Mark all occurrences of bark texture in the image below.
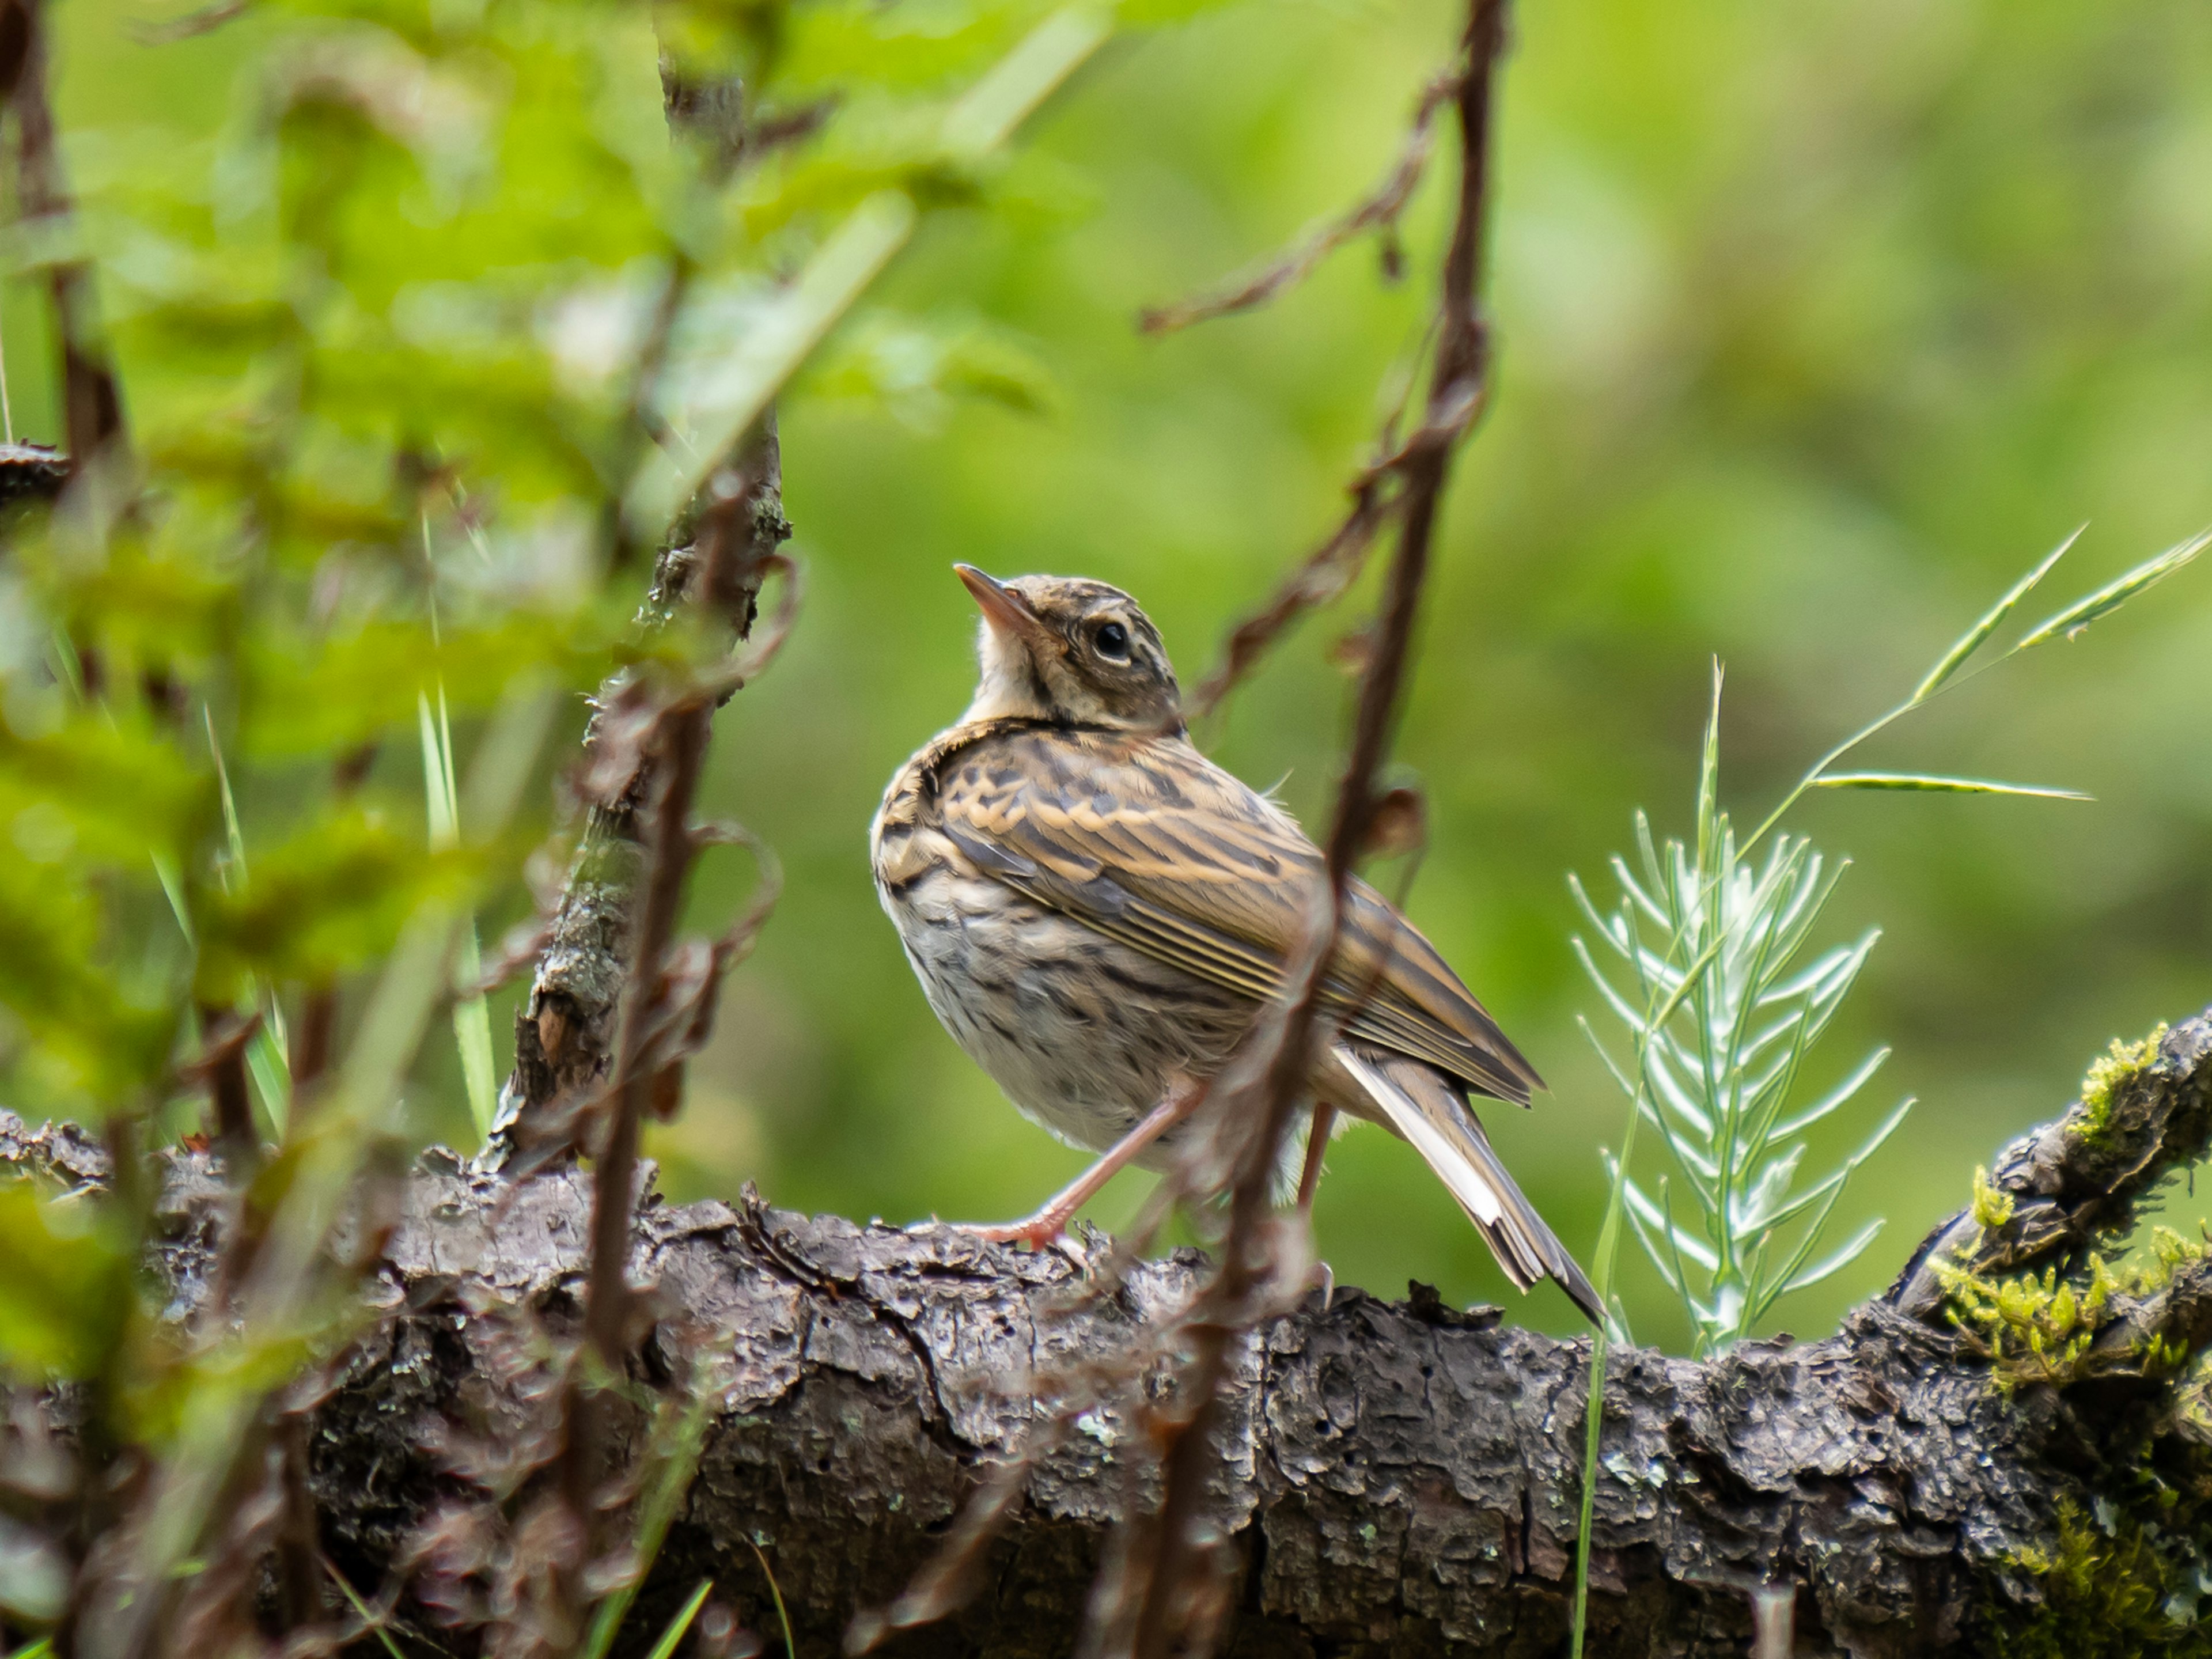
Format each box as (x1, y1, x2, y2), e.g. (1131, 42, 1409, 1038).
(486, 424, 789, 1166)
(6, 1009, 2211, 1658)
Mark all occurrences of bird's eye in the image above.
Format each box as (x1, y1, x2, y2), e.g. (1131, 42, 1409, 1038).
(1093, 621, 1130, 659)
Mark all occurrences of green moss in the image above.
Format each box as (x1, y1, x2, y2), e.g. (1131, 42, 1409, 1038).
(2080, 1023, 2171, 1143)
(1975, 1165, 2018, 1230)
(1936, 1231, 2205, 1391)
(1937, 1255, 2118, 1389)
(1987, 1499, 2207, 1659)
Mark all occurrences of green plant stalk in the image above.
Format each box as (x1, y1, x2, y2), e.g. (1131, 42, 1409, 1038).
(324, 1560, 408, 1659)
(1737, 525, 2203, 865)
(1574, 666, 1729, 1656)
(1569, 938, 1721, 1657)
(1569, 525, 2207, 1650)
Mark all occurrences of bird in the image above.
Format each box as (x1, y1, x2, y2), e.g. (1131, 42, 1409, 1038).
(870, 565, 1601, 1323)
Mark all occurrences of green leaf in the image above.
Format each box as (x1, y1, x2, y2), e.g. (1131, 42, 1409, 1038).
(632, 190, 920, 533)
(802, 307, 1058, 424)
(1910, 524, 2082, 703)
(1812, 772, 2090, 800)
(0, 1182, 135, 1381)
(193, 810, 478, 1003)
(634, 4, 1111, 533)
(2009, 525, 2211, 653)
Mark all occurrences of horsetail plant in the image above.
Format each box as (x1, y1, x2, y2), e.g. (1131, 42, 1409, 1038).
(1566, 518, 2211, 1658)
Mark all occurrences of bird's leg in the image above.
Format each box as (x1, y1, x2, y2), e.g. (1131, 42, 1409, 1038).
(952, 1083, 1201, 1250)
(1295, 1103, 1336, 1213)
(1297, 1102, 1338, 1309)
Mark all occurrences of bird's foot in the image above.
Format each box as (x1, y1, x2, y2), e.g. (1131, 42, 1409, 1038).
(944, 1215, 1102, 1277)
(1310, 1259, 1335, 1312)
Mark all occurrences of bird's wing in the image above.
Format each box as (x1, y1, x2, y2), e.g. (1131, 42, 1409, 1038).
(929, 724, 1541, 1104)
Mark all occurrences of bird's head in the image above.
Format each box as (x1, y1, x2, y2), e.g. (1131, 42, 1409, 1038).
(954, 566, 1183, 732)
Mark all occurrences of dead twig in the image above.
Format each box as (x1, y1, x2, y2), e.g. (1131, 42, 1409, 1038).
(855, 6, 1513, 1656)
(1115, 7, 1510, 1652)
(133, 0, 255, 43)
(1138, 70, 1461, 336)
(550, 470, 789, 1638)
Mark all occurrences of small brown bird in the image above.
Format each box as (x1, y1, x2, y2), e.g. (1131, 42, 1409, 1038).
(872, 567, 1600, 1322)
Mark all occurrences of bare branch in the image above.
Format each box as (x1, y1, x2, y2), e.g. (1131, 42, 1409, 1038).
(1138, 71, 1460, 336)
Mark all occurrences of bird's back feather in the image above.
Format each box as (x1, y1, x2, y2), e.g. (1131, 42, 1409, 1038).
(905, 719, 1543, 1105)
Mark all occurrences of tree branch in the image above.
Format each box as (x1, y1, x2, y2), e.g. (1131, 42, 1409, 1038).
(484, 425, 789, 1169)
(1889, 1016, 2212, 1320)
(11, 1004, 2210, 1656)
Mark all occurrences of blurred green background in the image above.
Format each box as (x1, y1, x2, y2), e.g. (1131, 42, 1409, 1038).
(35, 0, 2212, 1351)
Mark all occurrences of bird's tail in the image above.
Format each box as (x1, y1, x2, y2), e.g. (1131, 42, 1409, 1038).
(1333, 1044, 1603, 1324)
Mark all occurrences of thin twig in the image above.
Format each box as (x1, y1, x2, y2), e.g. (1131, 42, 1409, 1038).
(1138, 71, 1460, 336)
(1120, 5, 1510, 1653)
(133, 0, 255, 43)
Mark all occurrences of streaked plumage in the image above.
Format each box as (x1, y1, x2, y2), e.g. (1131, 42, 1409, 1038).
(871, 568, 1599, 1321)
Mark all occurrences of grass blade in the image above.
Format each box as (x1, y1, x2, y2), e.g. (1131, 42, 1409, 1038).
(418, 688, 498, 1138)
(580, 1376, 718, 1659)
(1910, 525, 2081, 703)
(747, 1537, 796, 1659)
(244, 1022, 291, 1138)
(1812, 772, 2090, 800)
(2009, 524, 2211, 652)
(646, 1580, 714, 1659)
(324, 1559, 409, 1659)
(206, 704, 248, 887)
(153, 851, 194, 946)
(204, 708, 293, 1134)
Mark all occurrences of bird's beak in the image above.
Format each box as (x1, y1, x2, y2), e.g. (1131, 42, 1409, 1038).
(955, 565, 1051, 648)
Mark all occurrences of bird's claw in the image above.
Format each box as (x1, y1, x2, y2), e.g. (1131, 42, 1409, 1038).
(942, 1217, 1100, 1278)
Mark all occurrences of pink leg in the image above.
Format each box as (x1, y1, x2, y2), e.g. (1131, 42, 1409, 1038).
(1296, 1103, 1338, 1213)
(956, 1085, 1202, 1249)
(1297, 1103, 1338, 1309)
